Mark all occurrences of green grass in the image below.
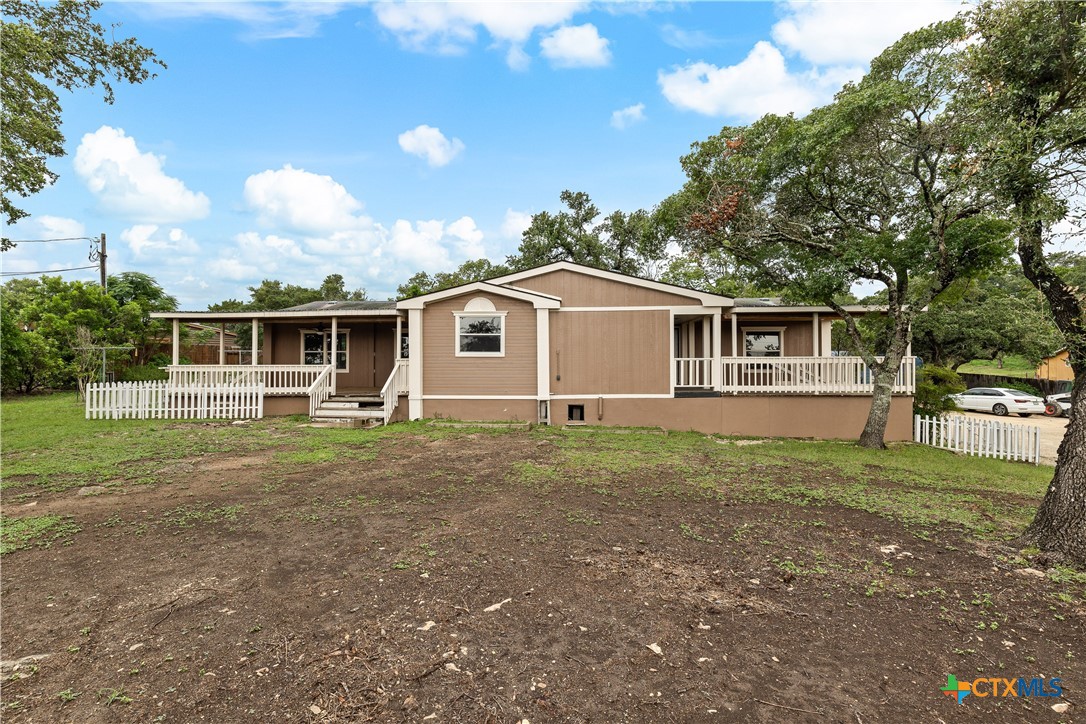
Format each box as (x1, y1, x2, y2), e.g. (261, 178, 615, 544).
(956, 355, 1036, 379)
(0, 515, 81, 554)
(0, 392, 1055, 550)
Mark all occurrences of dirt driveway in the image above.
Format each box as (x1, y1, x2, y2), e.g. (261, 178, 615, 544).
(958, 411, 1069, 465)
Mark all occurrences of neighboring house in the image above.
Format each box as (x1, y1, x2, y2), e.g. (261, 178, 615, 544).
(1036, 348, 1074, 382)
(151, 262, 917, 440)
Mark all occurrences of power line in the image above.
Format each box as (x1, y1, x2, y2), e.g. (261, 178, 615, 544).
(1, 236, 95, 245)
(1, 264, 99, 277)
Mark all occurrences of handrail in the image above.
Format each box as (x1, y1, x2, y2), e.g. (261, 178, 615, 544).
(167, 364, 324, 395)
(675, 357, 714, 387)
(380, 360, 410, 424)
(718, 356, 916, 395)
(307, 364, 335, 417)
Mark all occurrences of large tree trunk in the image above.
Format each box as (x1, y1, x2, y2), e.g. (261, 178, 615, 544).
(1022, 380, 1086, 562)
(1016, 217, 1086, 563)
(858, 362, 902, 449)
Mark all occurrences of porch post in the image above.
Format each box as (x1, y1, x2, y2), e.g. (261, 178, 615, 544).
(712, 311, 722, 392)
(731, 312, 739, 356)
(171, 319, 180, 365)
(821, 319, 832, 356)
(812, 313, 819, 356)
(408, 309, 423, 419)
(536, 308, 550, 421)
(701, 316, 711, 388)
(395, 314, 403, 360)
(330, 315, 338, 394)
(251, 318, 258, 365)
(219, 323, 226, 365)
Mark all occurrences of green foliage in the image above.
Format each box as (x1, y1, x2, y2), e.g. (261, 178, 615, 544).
(0, 514, 81, 554)
(913, 366, 966, 418)
(118, 364, 168, 382)
(507, 190, 665, 277)
(0, 0, 164, 239)
(912, 262, 1063, 369)
(397, 258, 510, 299)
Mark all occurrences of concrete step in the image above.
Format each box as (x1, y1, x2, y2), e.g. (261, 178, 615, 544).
(312, 407, 385, 420)
(328, 394, 382, 404)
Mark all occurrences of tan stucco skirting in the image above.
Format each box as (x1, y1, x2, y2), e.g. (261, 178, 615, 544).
(262, 396, 310, 416)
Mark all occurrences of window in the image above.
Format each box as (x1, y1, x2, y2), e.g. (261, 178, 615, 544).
(455, 314, 505, 356)
(744, 329, 783, 357)
(568, 404, 585, 422)
(300, 330, 348, 370)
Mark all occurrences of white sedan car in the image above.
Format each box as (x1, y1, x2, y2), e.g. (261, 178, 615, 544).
(952, 387, 1046, 417)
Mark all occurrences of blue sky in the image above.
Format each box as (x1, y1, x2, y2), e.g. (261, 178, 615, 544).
(2, 0, 964, 309)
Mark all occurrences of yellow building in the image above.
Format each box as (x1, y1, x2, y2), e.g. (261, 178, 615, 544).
(1036, 348, 1074, 381)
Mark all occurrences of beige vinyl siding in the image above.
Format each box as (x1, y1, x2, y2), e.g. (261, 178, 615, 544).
(550, 310, 670, 395)
(422, 293, 537, 396)
(723, 318, 817, 357)
(511, 269, 701, 307)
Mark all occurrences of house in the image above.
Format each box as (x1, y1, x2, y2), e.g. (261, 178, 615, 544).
(1036, 348, 1074, 382)
(151, 262, 916, 440)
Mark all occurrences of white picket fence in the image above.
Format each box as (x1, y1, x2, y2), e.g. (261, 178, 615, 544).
(85, 381, 264, 420)
(914, 414, 1040, 464)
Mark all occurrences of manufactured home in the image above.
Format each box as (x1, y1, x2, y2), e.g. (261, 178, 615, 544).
(151, 262, 916, 440)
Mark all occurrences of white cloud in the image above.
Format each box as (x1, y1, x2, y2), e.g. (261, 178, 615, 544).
(658, 41, 861, 120)
(35, 216, 86, 240)
(129, 2, 342, 40)
(74, 126, 210, 223)
(398, 125, 465, 167)
(446, 216, 485, 258)
(540, 24, 612, 68)
(373, 1, 584, 67)
(120, 224, 199, 258)
(501, 209, 533, 239)
(611, 103, 646, 130)
(660, 24, 721, 51)
(772, 0, 961, 66)
(244, 164, 367, 235)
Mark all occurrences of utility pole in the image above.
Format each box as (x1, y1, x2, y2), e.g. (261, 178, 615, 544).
(99, 233, 107, 290)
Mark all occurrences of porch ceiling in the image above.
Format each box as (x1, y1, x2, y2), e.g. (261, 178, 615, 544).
(151, 310, 403, 322)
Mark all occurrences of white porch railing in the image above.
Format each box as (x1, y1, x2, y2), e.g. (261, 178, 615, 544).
(380, 360, 410, 424)
(675, 358, 714, 388)
(167, 364, 325, 395)
(915, 414, 1039, 464)
(307, 364, 335, 418)
(719, 356, 916, 395)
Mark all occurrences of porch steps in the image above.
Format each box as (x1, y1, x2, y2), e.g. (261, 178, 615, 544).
(311, 393, 387, 424)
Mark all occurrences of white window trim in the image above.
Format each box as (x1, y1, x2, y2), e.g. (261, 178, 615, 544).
(299, 328, 350, 372)
(741, 326, 785, 357)
(454, 311, 507, 357)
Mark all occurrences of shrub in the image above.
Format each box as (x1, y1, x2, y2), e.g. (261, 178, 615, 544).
(914, 365, 966, 418)
(119, 364, 168, 382)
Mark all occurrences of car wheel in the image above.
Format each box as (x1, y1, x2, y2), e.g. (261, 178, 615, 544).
(1018, 413, 1032, 418)
(993, 403, 1009, 416)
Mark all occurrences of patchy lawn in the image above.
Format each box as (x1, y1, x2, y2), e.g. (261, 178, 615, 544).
(1, 393, 1082, 722)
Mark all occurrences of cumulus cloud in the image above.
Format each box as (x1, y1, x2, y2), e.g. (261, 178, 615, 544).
(540, 23, 612, 68)
(658, 41, 861, 120)
(74, 126, 210, 223)
(771, 0, 961, 66)
(244, 164, 367, 235)
(373, 1, 584, 67)
(120, 225, 199, 257)
(501, 209, 533, 239)
(35, 216, 86, 240)
(398, 125, 465, 167)
(611, 103, 646, 130)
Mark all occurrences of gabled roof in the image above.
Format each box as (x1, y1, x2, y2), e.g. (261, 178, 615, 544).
(484, 261, 735, 307)
(396, 281, 562, 310)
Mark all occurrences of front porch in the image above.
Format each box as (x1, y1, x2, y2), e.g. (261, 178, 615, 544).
(675, 355, 917, 395)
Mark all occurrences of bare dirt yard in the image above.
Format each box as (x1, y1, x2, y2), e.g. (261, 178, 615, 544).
(1, 395, 1083, 722)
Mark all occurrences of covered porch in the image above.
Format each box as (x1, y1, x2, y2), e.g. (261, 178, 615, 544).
(151, 303, 411, 422)
(673, 305, 916, 395)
